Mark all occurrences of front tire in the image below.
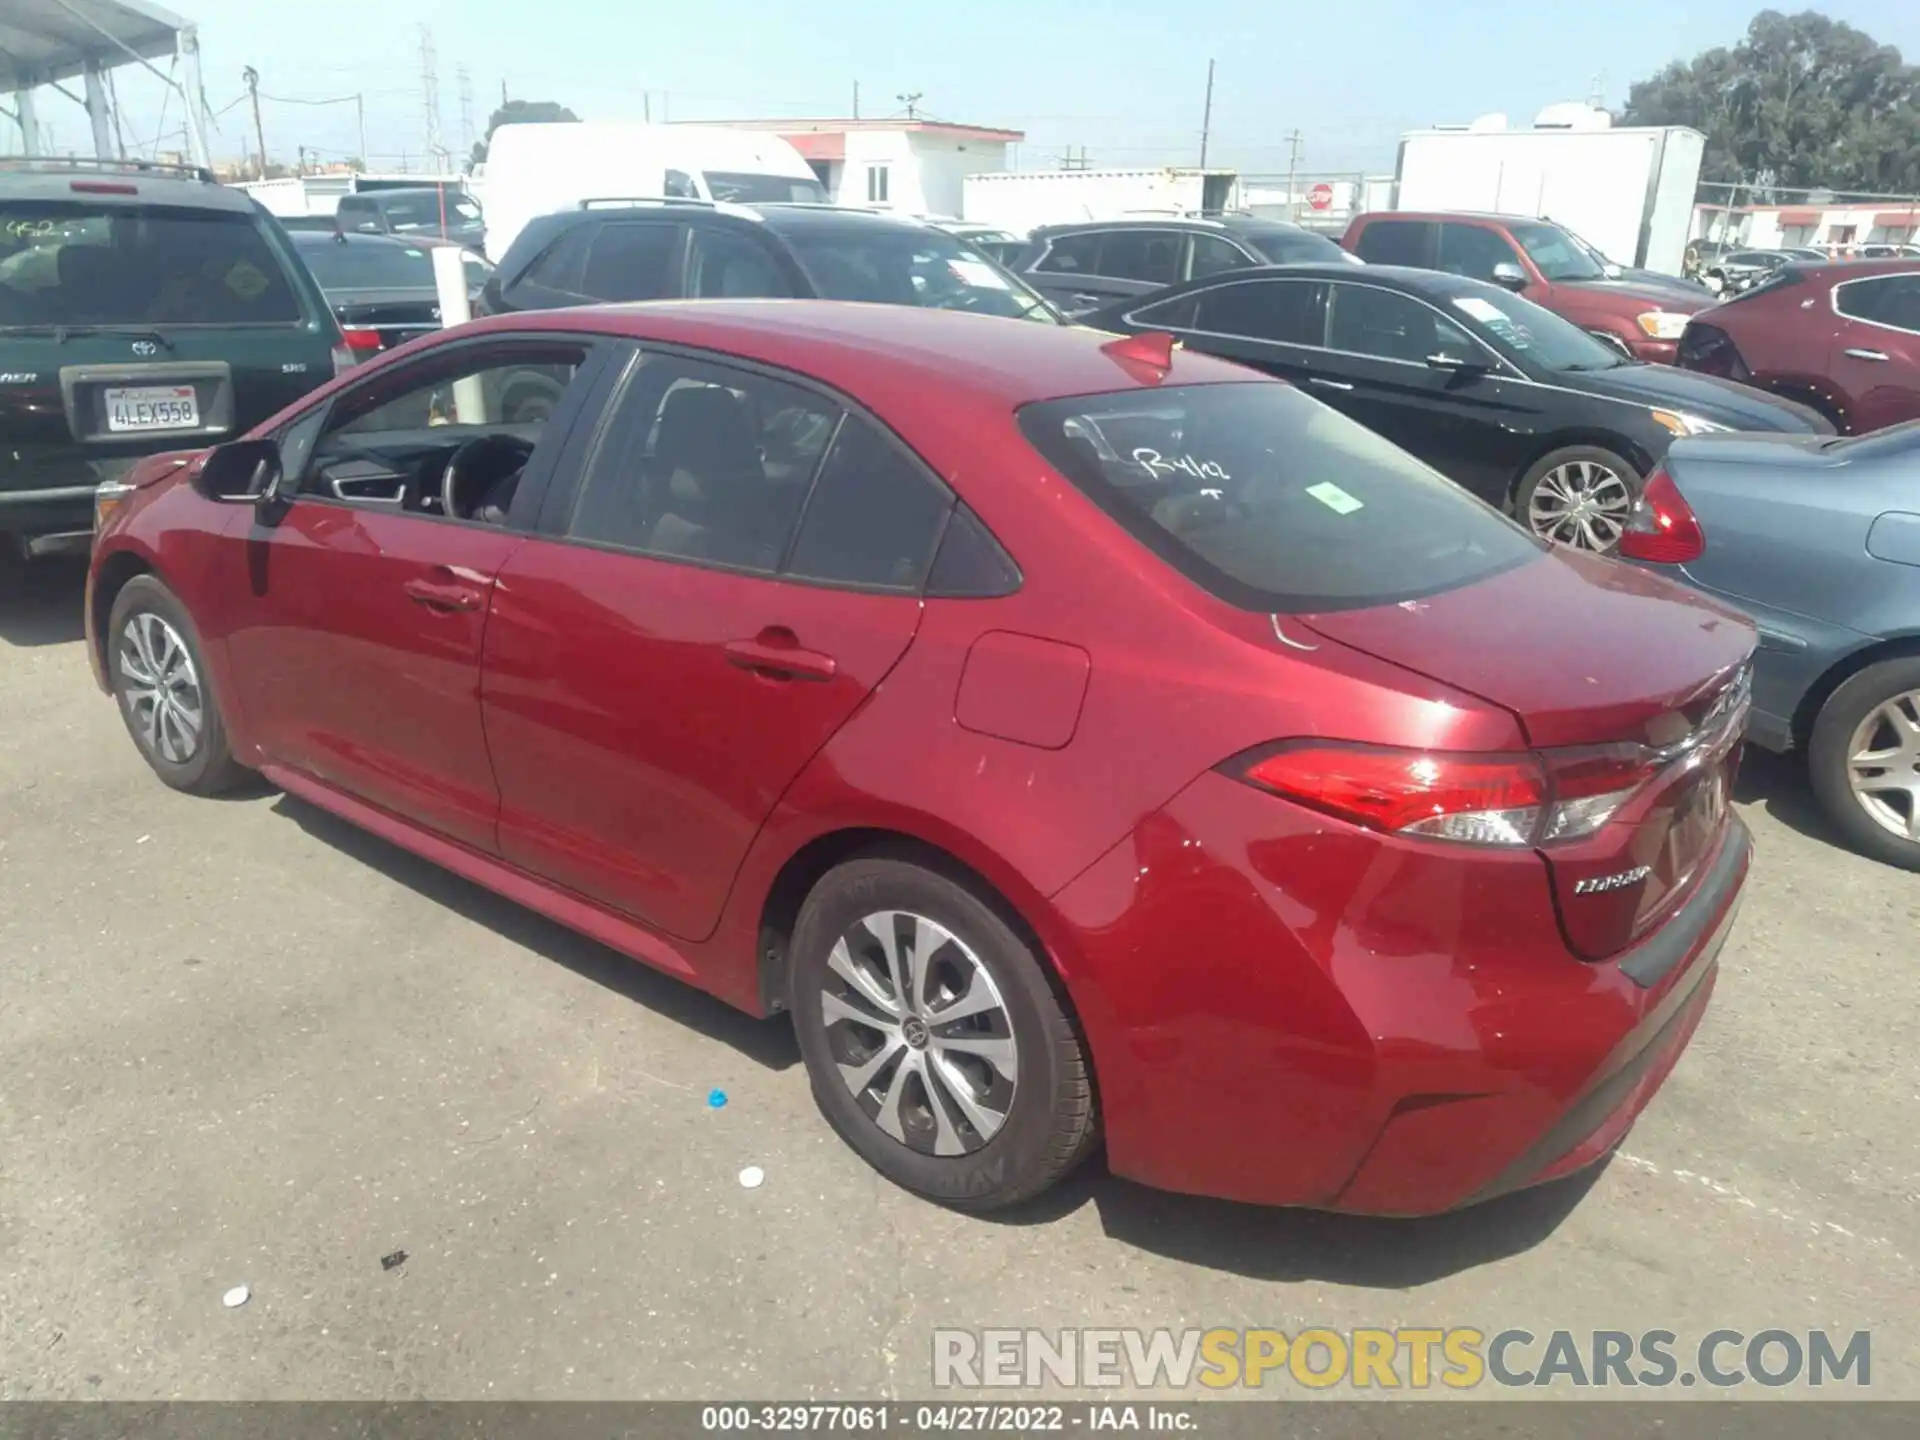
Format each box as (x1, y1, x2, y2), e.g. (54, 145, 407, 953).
(107, 574, 250, 795)
(1807, 658, 1920, 871)
(789, 857, 1097, 1210)
(1514, 445, 1642, 555)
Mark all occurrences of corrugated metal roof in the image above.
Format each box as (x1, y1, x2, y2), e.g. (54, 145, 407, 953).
(0, 0, 191, 92)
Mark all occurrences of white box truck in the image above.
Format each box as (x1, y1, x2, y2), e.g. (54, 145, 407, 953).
(1392, 112, 1704, 275)
(962, 169, 1240, 237)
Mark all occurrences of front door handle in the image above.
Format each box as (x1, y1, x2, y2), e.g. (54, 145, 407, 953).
(1308, 377, 1355, 391)
(403, 578, 484, 612)
(724, 629, 838, 682)
(1844, 348, 1889, 361)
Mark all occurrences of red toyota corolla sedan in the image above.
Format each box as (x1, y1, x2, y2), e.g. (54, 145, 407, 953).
(86, 302, 1755, 1215)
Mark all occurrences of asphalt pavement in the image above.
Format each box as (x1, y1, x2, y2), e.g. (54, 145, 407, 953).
(3, 556, 1916, 1404)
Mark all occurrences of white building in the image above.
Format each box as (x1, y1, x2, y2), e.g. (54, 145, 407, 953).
(709, 118, 1023, 219)
(1693, 202, 1920, 254)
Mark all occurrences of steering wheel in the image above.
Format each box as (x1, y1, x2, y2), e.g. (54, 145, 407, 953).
(441, 434, 536, 521)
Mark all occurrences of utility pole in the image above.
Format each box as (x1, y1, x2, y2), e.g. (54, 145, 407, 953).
(457, 66, 476, 158)
(643, 92, 651, 121)
(418, 25, 444, 170)
(1284, 128, 1303, 220)
(852, 81, 859, 119)
(1198, 58, 1215, 168)
(356, 93, 367, 171)
(897, 92, 922, 120)
(242, 67, 266, 178)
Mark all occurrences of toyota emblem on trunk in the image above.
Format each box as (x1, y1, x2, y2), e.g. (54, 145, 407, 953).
(131, 340, 159, 357)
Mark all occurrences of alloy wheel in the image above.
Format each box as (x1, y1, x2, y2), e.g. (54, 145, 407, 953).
(118, 611, 204, 765)
(819, 910, 1019, 1157)
(1527, 460, 1635, 553)
(1846, 689, 1920, 842)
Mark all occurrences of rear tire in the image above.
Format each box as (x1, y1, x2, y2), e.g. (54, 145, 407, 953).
(1513, 445, 1642, 555)
(107, 575, 251, 796)
(1807, 658, 1920, 871)
(789, 857, 1097, 1210)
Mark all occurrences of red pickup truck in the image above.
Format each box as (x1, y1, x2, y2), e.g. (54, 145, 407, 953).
(1342, 212, 1711, 363)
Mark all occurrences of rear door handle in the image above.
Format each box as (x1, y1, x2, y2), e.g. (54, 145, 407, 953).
(403, 578, 484, 612)
(724, 631, 838, 682)
(1308, 377, 1355, 391)
(1844, 348, 1889, 361)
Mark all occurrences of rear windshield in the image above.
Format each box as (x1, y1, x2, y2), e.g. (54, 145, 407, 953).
(379, 193, 482, 231)
(706, 172, 828, 205)
(0, 201, 303, 327)
(1018, 382, 1540, 612)
(298, 237, 436, 288)
(1246, 229, 1351, 265)
(786, 228, 1059, 323)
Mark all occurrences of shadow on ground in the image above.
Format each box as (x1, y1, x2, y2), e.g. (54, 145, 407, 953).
(1733, 743, 1838, 850)
(0, 558, 88, 648)
(273, 792, 802, 1074)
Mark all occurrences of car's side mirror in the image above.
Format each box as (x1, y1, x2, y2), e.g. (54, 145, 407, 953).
(1491, 261, 1528, 291)
(192, 438, 282, 505)
(1602, 262, 1623, 279)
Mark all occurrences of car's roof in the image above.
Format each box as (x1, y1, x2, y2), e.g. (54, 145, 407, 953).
(0, 165, 256, 213)
(1352, 210, 1548, 227)
(452, 299, 1260, 406)
(1033, 215, 1317, 238)
(1151, 261, 1488, 297)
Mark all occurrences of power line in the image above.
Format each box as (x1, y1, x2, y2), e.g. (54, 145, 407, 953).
(457, 66, 476, 156)
(418, 25, 444, 168)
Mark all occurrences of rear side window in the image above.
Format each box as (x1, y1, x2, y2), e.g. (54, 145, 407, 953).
(1187, 234, 1250, 278)
(0, 201, 304, 327)
(1194, 278, 1324, 345)
(1352, 220, 1431, 267)
(1097, 231, 1183, 285)
(1835, 275, 1920, 332)
(519, 225, 594, 294)
(785, 416, 951, 590)
(582, 222, 681, 302)
(1035, 233, 1102, 274)
(688, 227, 791, 298)
(1017, 382, 1538, 612)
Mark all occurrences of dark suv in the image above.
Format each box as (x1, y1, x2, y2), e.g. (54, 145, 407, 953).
(0, 158, 348, 561)
(336, 186, 486, 253)
(476, 199, 1059, 323)
(1005, 216, 1356, 316)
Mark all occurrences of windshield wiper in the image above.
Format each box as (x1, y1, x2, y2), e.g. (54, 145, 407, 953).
(0, 324, 174, 350)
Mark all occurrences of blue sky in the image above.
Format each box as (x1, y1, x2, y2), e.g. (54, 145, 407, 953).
(61, 0, 1920, 178)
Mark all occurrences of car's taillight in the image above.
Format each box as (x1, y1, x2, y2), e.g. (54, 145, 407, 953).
(1231, 742, 1660, 847)
(332, 326, 382, 375)
(1619, 467, 1704, 564)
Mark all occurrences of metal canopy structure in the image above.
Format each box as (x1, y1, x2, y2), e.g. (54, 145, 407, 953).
(0, 0, 211, 168)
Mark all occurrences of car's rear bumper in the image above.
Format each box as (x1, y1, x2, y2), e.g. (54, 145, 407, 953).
(0, 483, 96, 550)
(1050, 771, 1749, 1214)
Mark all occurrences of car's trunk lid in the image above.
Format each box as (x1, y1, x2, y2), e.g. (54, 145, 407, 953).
(328, 288, 442, 350)
(1297, 547, 1755, 958)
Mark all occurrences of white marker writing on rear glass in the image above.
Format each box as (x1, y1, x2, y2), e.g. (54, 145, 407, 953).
(1133, 448, 1230, 483)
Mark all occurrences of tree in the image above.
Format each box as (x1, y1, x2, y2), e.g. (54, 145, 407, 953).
(1622, 9, 1920, 194)
(469, 99, 579, 168)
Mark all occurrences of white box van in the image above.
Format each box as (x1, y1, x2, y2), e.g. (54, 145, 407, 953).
(483, 122, 827, 260)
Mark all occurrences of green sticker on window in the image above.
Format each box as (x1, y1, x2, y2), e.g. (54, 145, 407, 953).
(1305, 481, 1364, 515)
(225, 260, 269, 302)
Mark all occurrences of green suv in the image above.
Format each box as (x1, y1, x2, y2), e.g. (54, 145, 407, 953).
(0, 159, 350, 561)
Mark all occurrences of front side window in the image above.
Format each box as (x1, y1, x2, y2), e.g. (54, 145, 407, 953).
(1436, 223, 1522, 283)
(1835, 275, 1920, 332)
(0, 201, 304, 327)
(1327, 284, 1474, 363)
(1194, 278, 1325, 345)
(786, 227, 1057, 322)
(1352, 220, 1431, 267)
(569, 355, 839, 572)
(1444, 286, 1623, 371)
(664, 170, 699, 199)
(1187, 234, 1250, 278)
(304, 342, 587, 517)
(1244, 228, 1350, 265)
(1507, 222, 1605, 281)
(1018, 382, 1538, 612)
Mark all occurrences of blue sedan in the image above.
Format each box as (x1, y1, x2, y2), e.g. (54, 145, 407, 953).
(1622, 421, 1920, 869)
